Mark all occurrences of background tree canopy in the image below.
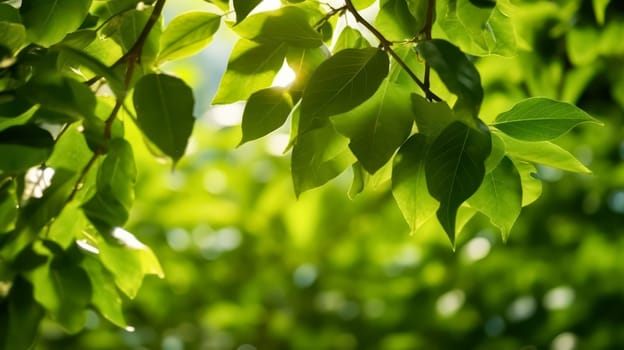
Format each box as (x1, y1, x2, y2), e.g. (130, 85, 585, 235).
(1, 0, 623, 349)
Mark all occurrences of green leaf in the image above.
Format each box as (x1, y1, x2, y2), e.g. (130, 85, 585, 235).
(0, 125, 54, 173)
(436, 0, 516, 56)
(213, 39, 287, 104)
(392, 134, 438, 233)
(83, 139, 136, 229)
(20, 0, 91, 47)
(593, 0, 610, 25)
(0, 278, 44, 350)
(333, 26, 371, 52)
(468, 157, 522, 242)
(0, 180, 17, 232)
(158, 12, 221, 62)
(91, 228, 164, 298)
(497, 132, 590, 174)
(492, 97, 602, 141)
(233, 6, 323, 48)
(58, 46, 125, 98)
(512, 160, 542, 207)
(291, 124, 355, 196)
(299, 48, 389, 134)
(425, 121, 491, 245)
(59, 29, 97, 49)
(331, 79, 413, 173)
(348, 162, 367, 199)
(81, 256, 127, 327)
(0, 4, 21, 23)
(411, 94, 456, 140)
(17, 76, 97, 121)
(485, 131, 506, 173)
(416, 39, 483, 115)
(233, 0, 262, 23)
(117, 8, 162, 64)
(29, 246, 92, 333)
(375, 0, 423, 41)
(239, 87, 293, 145)
(286, 46, 328, 99)
(133, 74, 195, 163)
(0, 21, 25, 52)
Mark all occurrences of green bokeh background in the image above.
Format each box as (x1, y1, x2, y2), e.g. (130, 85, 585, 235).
(38, 0, 624, 349)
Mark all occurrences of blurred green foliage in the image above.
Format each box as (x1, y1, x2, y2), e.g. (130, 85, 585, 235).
(34, 0, 624, 349)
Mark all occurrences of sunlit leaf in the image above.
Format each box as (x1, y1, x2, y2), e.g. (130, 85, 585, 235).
(19, 0, 91, 47)
(333, 26, 370, 52)
(375, 0, 423, 41)
(58, 46, 125, 98)
(468, 157, 522, 242)
(512, 159, 542, 207)
(0, 21, 25, 53)
(436, 0, 516, 56)
(299, 48, 389, 134)
(213, 39, 287, 104)
(0, 179, 17, 232)
(425, 121, 491, 245)
(286, 46, 328, 99)
(497, 132, 590, 174)
(94, 228, 164, 298)
(133, 74, 195, 163)
(593, 0, 611, 25)
(392, 134, 438, 233)
(117, 8, 162, 64)
(158, 12, 221, 62)
(82, 256, 127, 327)
(233, 6, 323, 48)
(332, 79, 413, 173)
(239, 87, 293, 145)
(493, 97, 602, 141)
(417, 39, 483, 115)
(411, 94, 456, 140)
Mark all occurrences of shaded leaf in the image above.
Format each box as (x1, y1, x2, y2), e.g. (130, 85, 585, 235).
(416, 39, 483, 115)
(0, 179, 17, 232)
(299, 48, 389, 134)
(392, 134, 438, 233)
(0, 21, 25, 53)
(411, 94, 456, 140)
(292, 124, 355, 196)
(233, 6, 323, 48)
(239, 87, 293, 145)
(493, 97, 602, 141)
(213, 39, 287, 104)
(234, 0, 263, 23)
(286, 46, 328, 99)
(426, 121, 491, 245)
(0, 125, 53, 173)
(58, 46, 125, 98)
(117, 8, 162, 64)
(133, 74, 195, 163)
(332, 79, 413, 173)
(468, 157, 522, 241)
(158, 12, 221, 62)
(0, 278, 44, 350)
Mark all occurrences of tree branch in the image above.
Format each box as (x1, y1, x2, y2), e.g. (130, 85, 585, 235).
(343, 0, 441, 101)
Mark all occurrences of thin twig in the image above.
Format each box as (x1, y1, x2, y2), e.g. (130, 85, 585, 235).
(343, 0, 441, 101)
(314, 5, 347, 30)
(423, 0, 435, 92)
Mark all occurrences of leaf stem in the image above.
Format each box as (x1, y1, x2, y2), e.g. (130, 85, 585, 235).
(343, 0, 441, 101)
(423, 0, 435, 91)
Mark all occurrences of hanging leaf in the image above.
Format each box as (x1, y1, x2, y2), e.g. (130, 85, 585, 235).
(133, 74, 195, 164)
(82, 139, 136, 229)
(332, 79, 413, 173)
(375, 0, 424, 41)
(468, 157, 522, 242)
(497, 132, 591, 173)
(425, 121, 491, 245)
(213, 39, 287, 104)
(81, 256, 127, 327)
(19, 0, 91, 47)
(239, 87, 293, 145)
(411, 94, 457, 140)
(0, 125, 53, 173)
(291, 124, 355, 196)
(233, 0, 262, 23)
(334, 26, 371, 53)
(492, 97, 602, 141)
(158, 12, 221, 63)
(417, 39, 483, 115)
(233, 6, 323, 48)
(299, 48, 389, 134)
(392, 134, 438, 233)
(286, 47, 328, 99)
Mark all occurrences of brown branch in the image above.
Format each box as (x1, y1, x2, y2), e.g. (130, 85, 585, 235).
(423, 0, 435, 91)
(344, 0, 441, 101)
(314, 5, 347, 30)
